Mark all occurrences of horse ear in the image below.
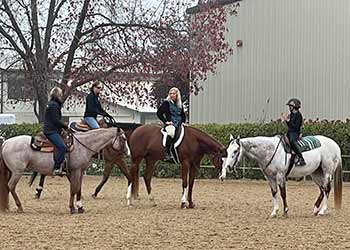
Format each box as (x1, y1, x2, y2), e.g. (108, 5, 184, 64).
(229, 134, 234, 141)
(236, 136, 240, 145)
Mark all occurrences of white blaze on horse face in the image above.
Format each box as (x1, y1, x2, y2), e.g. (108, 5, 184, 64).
(224, 139, 241, 171)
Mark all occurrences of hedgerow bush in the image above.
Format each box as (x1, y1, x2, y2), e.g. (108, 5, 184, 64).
(1, 121, 350, 180)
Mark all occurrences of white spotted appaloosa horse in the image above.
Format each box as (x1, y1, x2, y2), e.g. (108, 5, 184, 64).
(220, 135, 342, 218)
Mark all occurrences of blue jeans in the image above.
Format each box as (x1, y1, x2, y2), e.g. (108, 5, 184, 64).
(45, 133, 67, 169)
(84, 117, 100, 129)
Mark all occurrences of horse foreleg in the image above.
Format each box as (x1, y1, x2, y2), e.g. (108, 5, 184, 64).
(277, 173, 288, 216)
(115, 158, 131, 186)
(69, 170, 80, 214)
(8, 173, 23, 212)
(144, 158, 157, 207)
(92, 161, 112, 198)
(76, 172, 84, 213)
(188, 163, 199, 209)
(267, 175, 279, 218)
(35, 174, 46, 199)
(180, 160, 190, 209)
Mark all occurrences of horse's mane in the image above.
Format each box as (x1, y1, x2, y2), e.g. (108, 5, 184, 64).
(188, 126, 223, 147)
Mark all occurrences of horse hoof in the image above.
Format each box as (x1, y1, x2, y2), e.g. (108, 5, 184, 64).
(78, 207, 85, 214)
(181, 202, 188, 209)
(17, 207, 24, 213)
(313, 206, 321, 216)
(91, 194, 97, 199)
(188, 202, 195, 209)
(70, 208, 77, 214)
(318, 210, 329, 216)
(270, 213, 277, 218)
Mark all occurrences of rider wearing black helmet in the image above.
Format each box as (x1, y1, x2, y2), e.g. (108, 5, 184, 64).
(282, 98, 306, 166)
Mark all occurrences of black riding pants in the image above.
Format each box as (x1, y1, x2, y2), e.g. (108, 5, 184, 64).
(287, 132, 304, 160)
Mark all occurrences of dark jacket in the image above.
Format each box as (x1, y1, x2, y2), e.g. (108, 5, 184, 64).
(84, 92, 109, 119)
(286, 111, 303, 134)
(43, 97, 68, 135)
(157, 100, 186, 125)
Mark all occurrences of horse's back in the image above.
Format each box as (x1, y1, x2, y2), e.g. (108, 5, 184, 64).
(129, 124, 162, 147)
(314, 135, 341, 153)
(3, 135, 31, 150)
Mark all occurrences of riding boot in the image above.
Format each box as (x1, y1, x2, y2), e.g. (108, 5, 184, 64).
(295, 157, 306, 166)
(164, 136, 173, 161)
(52, 161, 67, 176)
(289, 139, 306, 166)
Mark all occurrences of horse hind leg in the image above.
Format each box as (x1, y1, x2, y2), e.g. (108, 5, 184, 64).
(8, 173, 23, 212)
(92, 161, 112, 199)
(127, 158, 141, 206)
(318, 174, 332, 216)
(143, 158, 157, 207)
(311, 168, 328, 215)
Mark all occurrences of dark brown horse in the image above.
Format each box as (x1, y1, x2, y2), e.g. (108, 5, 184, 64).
(126, 125, 226, 208)
(29, 122, 140, 199)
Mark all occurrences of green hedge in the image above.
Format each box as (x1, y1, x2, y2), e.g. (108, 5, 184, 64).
(1, 121, 350, 180)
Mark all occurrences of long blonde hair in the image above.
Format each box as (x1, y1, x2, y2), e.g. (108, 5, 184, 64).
(166, 87, 182, 108)
(49, 87, 63, 100)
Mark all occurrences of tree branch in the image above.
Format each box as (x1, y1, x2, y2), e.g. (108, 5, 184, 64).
(31, 0, 43, 60)
(1, 0, 32, 57)
(61, 0, 91, 88)
(0, 26, 27, 60)
(43, 0, 56, 60)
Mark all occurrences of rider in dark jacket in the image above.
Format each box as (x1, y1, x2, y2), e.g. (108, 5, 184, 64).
(157, 87, 186, 160)
(282, 98, 306, 166)
(84, 82, 111, 129)
(43, 87, 68, 176)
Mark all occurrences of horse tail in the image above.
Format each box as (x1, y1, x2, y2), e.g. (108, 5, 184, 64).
(0, 150, 10, 212)
(334, 158, 342, 210)
(28, 171, 38, 187)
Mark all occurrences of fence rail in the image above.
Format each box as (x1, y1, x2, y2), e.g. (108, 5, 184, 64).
(200, 154, 350, 177)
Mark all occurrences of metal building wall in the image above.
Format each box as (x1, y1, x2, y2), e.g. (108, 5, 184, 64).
(190, 0, 350, 124)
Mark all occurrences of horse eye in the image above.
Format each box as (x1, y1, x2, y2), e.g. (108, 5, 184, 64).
(233, 150, 238, 154)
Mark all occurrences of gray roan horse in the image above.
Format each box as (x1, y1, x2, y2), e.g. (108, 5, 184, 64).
(0, 128, 126, 214)
(29, 122, 140, 199)
(220, 135, 342, 218)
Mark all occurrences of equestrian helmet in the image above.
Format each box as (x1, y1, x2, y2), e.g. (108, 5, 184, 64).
(286, 98, 301, 109)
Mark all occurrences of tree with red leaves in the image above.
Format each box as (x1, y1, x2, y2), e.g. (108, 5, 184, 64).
(0, 0, 236, 122)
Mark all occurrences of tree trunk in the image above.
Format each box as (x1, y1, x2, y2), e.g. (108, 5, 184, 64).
(36, 95, 48, 123)
(33, 69, 49, 123)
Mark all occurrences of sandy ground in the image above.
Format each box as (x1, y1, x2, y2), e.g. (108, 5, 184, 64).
(1, 176, 350, 250)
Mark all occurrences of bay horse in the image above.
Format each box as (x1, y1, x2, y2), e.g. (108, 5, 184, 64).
(126, 125, 226, 208)
(29, 122, 141, 199)
(220, 135, 342, 217)
(0, 128, 126, 214)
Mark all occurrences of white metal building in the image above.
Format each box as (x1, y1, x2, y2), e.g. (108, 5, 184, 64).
(189, 0, 350, 124)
